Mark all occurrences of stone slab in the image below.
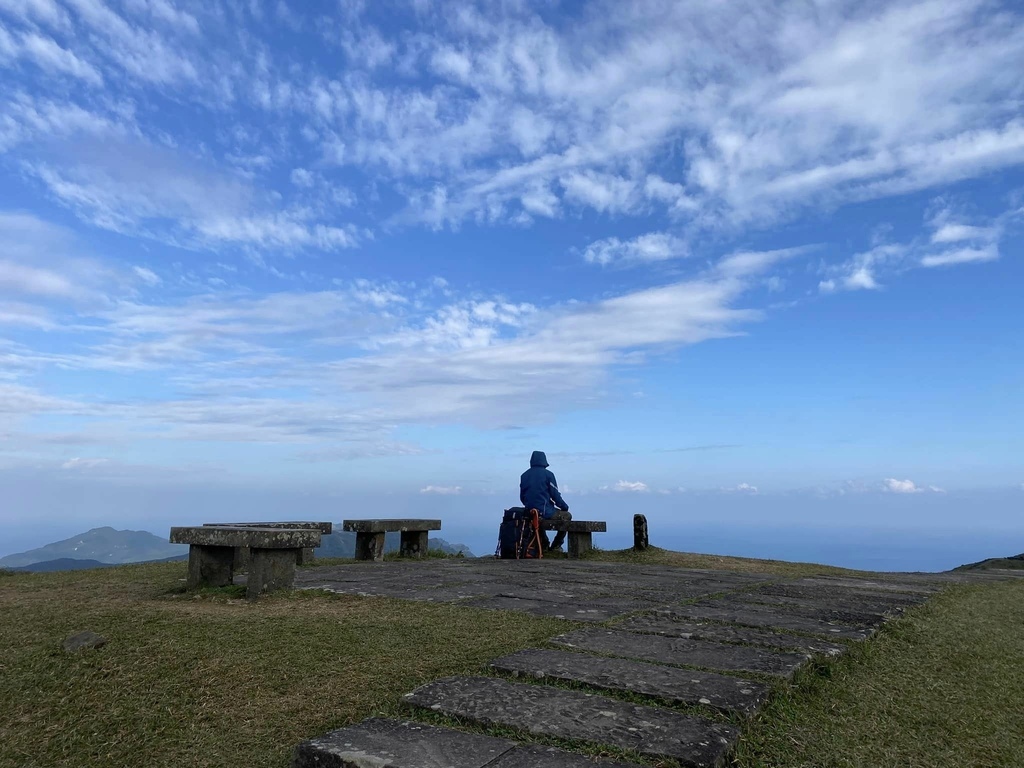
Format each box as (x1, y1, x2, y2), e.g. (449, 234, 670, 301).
(404, 676, 738, 767)
(552, 628, 808, 678)
(343, 519, 441, 533)
(795, 576, 938, 594)
(657, 604, 872, 641)
(615, 616, 847, 657)
(756, 582, 927, 607)
(170, 526, 321, 549)
(538, 520, 608, 533)
(717, 595, 888, 628)
(491, 648, 770, 716)
(733, 590, 907, 618)
(292, 717, 514, 767)
(492, 745, 642, 767)
(463, 596, 642, 622)
(204, 520, 333, 533)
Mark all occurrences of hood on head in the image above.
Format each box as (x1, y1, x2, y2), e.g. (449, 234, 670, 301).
(530, 450, 549, 468)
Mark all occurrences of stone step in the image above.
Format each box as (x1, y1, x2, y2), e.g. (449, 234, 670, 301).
(741, 589, 909, 613)
(715, 595, 889, 628)
(463, 595, 657, 622)
(552, 628, 808, 678)
(404, 676, 738, 767)
(491, 648, 770, 716)
(293, 717, 641, 767)
(658, 603, 873, 641)
(759, 580, 928, 603)
(794, 576, 939, 594)
(615, 615, 847, 657)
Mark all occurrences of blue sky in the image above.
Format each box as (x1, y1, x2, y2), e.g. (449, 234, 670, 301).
(1, 0, 1022, 561)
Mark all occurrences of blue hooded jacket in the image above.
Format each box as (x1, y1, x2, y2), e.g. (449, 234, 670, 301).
(520, 451, 568, 519)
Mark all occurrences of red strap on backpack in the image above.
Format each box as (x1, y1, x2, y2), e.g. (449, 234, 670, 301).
(527, 508, 543, 559)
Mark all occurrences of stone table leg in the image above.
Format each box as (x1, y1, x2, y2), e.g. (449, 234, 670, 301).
(247, 547, 297, 600)
(400, 530, 429, 558)
(187, 545, 234, 590)
(355, 531, 386, 561)
(567, 532, 593, 559)
(296, 547, 315, 565)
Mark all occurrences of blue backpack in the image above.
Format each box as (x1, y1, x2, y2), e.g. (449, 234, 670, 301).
(496, 507, 543, 559)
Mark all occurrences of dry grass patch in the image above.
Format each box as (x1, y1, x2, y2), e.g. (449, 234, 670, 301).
(0, 562, 566, 768)
(734, 578, 1024, 768)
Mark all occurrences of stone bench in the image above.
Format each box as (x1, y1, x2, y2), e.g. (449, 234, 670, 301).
(169, 526, 322, 600)
(538, 520, 606, 558)
(203, 521, 332, 567)
(341, 519, 441, 561)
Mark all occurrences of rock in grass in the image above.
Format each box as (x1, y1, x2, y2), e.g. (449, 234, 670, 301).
(63, 631, 107, 652)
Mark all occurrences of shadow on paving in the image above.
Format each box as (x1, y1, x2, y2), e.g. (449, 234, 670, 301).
(292, 558, 1023, 767)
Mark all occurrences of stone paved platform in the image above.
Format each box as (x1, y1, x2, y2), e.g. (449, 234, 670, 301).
(293, 558, 1022, 767)
(296, 558, 775, 622)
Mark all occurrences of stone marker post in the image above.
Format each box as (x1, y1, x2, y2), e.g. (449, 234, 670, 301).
(633, 514, 649, 551)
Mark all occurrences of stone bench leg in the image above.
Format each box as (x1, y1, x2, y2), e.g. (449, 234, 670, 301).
(355, 531, 386, 561)
(187, 545, 234, 590)
(400, 530, 429, 558)
(247, 548, 297, 600)
(296, 547, 315, 566)
(567, 532, 593, 559)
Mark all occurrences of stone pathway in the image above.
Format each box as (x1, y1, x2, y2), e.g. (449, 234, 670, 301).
(292, 559, 1023, 767)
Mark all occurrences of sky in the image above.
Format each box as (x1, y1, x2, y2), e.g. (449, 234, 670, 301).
(1, 0, 1022, 566)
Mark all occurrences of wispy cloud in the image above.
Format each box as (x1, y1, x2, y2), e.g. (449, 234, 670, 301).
(420, 485, 461, 495)
(884, 478, 924, 494)
(602, 480, 649, 493)
(583, 232, 688, 267)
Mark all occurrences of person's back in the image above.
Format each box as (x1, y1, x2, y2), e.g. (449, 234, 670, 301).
(519, 450, 571, 551)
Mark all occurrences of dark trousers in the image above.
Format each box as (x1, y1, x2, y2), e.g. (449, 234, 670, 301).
(545, 510, 572, 550)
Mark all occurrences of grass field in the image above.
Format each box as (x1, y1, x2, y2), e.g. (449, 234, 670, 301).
(2, 551, 1022, 768)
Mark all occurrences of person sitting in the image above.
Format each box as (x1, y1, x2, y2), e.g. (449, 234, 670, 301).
(519, 450, 571, 552)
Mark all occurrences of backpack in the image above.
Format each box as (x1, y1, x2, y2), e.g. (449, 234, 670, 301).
(496, 507, 544, 559)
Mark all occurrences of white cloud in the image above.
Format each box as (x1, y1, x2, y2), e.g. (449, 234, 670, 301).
(821, 244, 907, 292)
(290, 168, 315, 187)
(132, 266, 160, 286)
(603, 480, 649, 493)
(26, 139, 360, 252)
(1, 0, 1022, 235)
(582, 232, 688, 266)
(560, 172, 639, 214)
(884, 478, 924, 494)
(716, 247, 810, 279)
(61, 457, 109, 469)
(0, 259, 79, 298)
(2, 31, 104, 85)
(931, 223, 996, 244)
(0, 211, 123, 303)
(722, 482, 758, 494)
(920, 246, 998, 268)
(420, 485, 461, 495)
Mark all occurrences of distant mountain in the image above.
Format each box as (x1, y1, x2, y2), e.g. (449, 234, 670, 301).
(11, 557, 111, 572)
(0, 526, 474, 570)
(315, 531, 474, 559)
(8, 554, 189, 573)
(0, 527, 186, 569)
(954, 553, 1024, 572)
